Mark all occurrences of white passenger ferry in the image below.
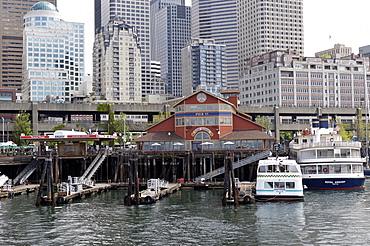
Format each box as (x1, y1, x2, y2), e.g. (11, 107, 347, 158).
(289, 117, 365, 190)
(255, 157, 304, 201)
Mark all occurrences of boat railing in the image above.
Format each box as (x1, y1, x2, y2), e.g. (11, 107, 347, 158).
(290, 141, 361, 149)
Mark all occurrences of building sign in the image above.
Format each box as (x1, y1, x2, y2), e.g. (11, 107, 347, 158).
(191, 127, 214, 137)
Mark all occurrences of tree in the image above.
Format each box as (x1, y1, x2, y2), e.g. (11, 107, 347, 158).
(96, 103, 115, 135)
(13, 111, 33, 145)
(151, 111, 171, 125)
(52, 124, 65, 131)
(254, 115, 271, 131)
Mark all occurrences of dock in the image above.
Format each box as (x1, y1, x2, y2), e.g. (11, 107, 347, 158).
(125, 179, 181, 205)
(0, 184, 39, 198)
(55, 183, 112, 204)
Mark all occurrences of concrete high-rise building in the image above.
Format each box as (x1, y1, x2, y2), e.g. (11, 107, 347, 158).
(192, 0, 239, 89)
(315, 44, 352, 59)
(22, 1, 84, 102)
(239, 50, 370, 108)
(94, 0, 158, 99)
(0, 0, 57, 89)
(182, 38, 227, 97)
(237, 0, 304, 71)
(149, 60, 165, 95)
(93, 19, 142, 103)
(151, 0, 191, 97)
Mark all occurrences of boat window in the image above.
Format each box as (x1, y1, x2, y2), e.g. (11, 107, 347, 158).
(301, 165, 316, 174)
(258, 166, 267, 172)
(352, 164, 363, 173)
(302, 139, 307, 143)
(318, 165, 330, 174)
(286, 182, 295, 189)
(274, 182, 285, 189)
(264, 182, 273, 189)
(288, 165, 299, 173)
(301, 149, 315, 159)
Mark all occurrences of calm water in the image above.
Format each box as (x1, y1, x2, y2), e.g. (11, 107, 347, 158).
(1, 181, 370, 246)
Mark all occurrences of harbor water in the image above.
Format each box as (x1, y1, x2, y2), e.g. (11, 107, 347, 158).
(2, 181, 370, 245)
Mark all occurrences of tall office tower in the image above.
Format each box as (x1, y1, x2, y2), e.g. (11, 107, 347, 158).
(93, 19, 142, 103)
(151, 0, 191, 97)
(191, 0, 239, 89)
(94, 0, 157, 99)
(22, 2, 85, 102)
(237, 0, 304, 71)
(182, 38, 227, 97)
(0, 0, 57, 89)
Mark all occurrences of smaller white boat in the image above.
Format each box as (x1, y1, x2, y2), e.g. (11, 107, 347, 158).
(255, 157, 304, 201)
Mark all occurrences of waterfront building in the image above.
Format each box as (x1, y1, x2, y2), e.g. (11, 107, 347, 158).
(181, 38, 227, 97)
(151, 0, 191, 97)
(22, 1, 85, 102)
(0, 0, 57, 90)
(192, 0, 239, 89)
(93, 19, 142, 103)
(237, 0, 304, 71)
(315, 44, 352, 58)
(94, 0, 162, 99)
(239, 50, 370, 108)
(135, 89, 274, 152)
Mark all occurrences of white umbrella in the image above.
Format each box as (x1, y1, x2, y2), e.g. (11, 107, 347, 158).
(151, 142, 161, 146)
(223, 141, 234, 145)
(173, 142, 184, 146)
(201, 142, 213, 145)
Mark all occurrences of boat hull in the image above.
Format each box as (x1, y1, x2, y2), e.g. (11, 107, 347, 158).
(255, 195, 304, 201)
(303, 177, 365, 190)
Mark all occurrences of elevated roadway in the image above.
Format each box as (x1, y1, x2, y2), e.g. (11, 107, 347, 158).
(0, 102, 362, 136)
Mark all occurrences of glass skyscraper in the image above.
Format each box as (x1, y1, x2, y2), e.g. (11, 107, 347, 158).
(0, 0, 57, 89)
(151, 0, 191, 97)
(22, 2, 84, 102)
(182, 38, 227, 97)
(191, 0, 239, 89)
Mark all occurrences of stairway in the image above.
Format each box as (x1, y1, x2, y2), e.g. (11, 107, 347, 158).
(13, 159, 39, 185)
(79, 149, 108, 186)
(194, 150, 270, 183)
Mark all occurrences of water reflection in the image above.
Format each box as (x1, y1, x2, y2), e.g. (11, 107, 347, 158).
(1, 183, 370, 245)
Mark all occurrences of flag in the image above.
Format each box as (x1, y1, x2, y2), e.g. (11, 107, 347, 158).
(334, 125, 341, 131)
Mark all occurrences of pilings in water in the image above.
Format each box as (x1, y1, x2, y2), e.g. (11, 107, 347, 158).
(35, 153, 56, 206)
(222, 152, 239, 206)
(125, 152, 139, 206)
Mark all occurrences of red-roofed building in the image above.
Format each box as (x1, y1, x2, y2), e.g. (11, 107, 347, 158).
(136, 90, 274, 153)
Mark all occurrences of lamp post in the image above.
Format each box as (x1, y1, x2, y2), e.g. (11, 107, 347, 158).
(1, 117, 4, 143)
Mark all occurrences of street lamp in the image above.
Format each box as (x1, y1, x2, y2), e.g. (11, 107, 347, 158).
(1, 117, 4, 143)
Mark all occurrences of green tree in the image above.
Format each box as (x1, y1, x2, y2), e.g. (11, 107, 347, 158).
(13, 111, 33, 145)
(254, 115, 271, 131)
(52, 124, 65, 131)
(96, 103, 114, 135)
(151, 111, 171, 125)
(354, 108, 365, 142)
(319, 54, 332, 59)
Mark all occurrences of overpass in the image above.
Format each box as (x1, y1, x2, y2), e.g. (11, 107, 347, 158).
(0, 102, 363, 137)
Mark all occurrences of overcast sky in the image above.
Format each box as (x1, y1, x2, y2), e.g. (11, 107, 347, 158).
(57, 0, 370, 75)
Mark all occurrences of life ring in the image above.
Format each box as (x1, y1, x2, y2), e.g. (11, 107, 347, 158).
(244, 196, 251, 203)
(323, 168, 328, 172)
(57, 196, 65, 204)
(330, 138, 334, 142)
